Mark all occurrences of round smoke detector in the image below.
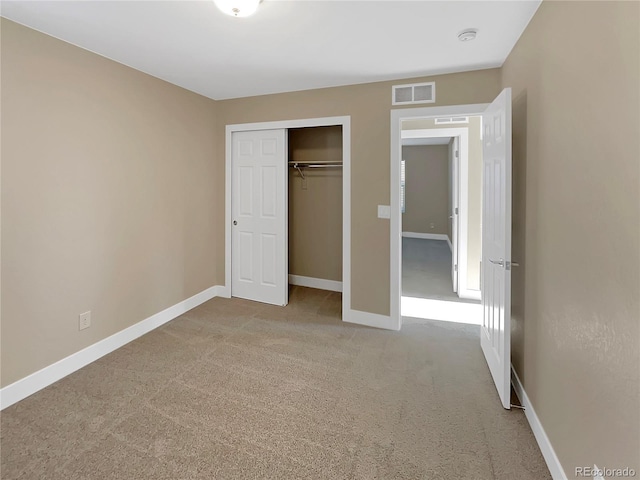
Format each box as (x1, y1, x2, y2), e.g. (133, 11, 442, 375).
(458, 29, 478, 42)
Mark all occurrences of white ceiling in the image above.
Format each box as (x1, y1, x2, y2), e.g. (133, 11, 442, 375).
(1, 0, 541, 100)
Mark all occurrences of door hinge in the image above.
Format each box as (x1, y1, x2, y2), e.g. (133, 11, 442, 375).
(454, 264, 458, 272)
(455, 150, 459, 158)
(455, 207, 458, 215)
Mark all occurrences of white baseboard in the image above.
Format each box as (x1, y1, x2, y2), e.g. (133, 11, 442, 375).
(511, 365, 567, 480)
(216, 284, 231, 298)
(0, 285, 222, 410)
(344, 309, 398, 331)
(458, 288, 481, 301)
(289, 274, 342, 293)
(402, 232, 449, 241)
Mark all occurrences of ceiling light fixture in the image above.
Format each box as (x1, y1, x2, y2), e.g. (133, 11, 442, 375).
(213, 0, 261, 17)
(458, 29, 478, 42)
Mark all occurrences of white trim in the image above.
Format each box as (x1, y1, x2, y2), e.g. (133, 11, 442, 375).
(217, 284, 231, 298)
(456, 129, 471, 298)
(402, 232, 449, 241)
(342, 120, 352, 317)
(225, 116, 351, 320)
(446, 235, 452, 252)
(344, 309, 397, 331)
(391, 104, 489, 330)
(395, 103, 489, 119)
(0, 285, 223, 410)
(459, 288, 481, 301)
(511, 366, 567, 480)
(402, 128, 467, 139)
(289, 274, 342, 293)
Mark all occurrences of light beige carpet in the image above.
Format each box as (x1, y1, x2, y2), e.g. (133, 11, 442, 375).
(1, 286, 550, 479)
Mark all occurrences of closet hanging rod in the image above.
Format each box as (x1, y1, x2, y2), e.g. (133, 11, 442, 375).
(288, 162, 342, 180)
(288, 163, 343, 168)
(288, 161, 342, 166)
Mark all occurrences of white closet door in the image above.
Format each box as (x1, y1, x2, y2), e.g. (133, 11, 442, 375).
(231, 129, 288, 306)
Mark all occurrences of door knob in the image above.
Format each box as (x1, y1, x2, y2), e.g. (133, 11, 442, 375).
(489, 258, 504, 267)
(233, 220, 237, 225)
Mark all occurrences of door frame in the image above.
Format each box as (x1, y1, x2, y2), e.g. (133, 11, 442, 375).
(390, 104, 488, 330)
(225, 116, 351, 319)
(401, 127, 471, 300)
(451, 136, 460, 294)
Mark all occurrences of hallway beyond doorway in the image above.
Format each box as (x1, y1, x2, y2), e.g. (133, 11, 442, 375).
(402, 238, 481, 325)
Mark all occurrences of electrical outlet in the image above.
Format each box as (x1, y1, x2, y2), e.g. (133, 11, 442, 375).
(79, 311, 91, 331)
(430, 222, 435, 229)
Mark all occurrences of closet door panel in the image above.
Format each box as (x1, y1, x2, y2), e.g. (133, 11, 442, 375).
(232, 129, 287, 306)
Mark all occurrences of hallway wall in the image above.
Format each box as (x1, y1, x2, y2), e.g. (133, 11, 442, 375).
(402, 145, 449, 236)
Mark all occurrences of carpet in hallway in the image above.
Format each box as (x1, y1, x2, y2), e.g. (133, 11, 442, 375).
(403, 237, 479, 304)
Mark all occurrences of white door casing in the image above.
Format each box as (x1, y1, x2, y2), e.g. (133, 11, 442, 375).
(231, 129, 288, 306)
(451, 136, 460, 293)
(480, 88, 512, 409)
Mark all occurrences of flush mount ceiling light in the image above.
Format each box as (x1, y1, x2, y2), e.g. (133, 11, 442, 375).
(458, 29, 478, 42)
(213, 0, 261, 17)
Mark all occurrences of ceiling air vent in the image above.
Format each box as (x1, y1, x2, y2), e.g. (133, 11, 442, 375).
(392, 82, 435, 106)
(435, 116, 469, 124)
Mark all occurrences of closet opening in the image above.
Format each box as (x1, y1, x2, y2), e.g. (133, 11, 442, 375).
(225, 116, 351, 321)
(287, 126, 344, 301)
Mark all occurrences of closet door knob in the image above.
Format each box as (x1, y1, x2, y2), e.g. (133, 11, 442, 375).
(233, 220, 237, 226)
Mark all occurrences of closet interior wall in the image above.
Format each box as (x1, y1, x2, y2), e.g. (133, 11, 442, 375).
(288, 126, 343, 285)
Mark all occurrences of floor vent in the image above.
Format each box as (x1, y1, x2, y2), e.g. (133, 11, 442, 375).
(392, 82, 435, 105)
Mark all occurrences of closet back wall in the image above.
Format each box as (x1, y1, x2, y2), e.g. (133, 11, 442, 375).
(288, 126, 343, 283)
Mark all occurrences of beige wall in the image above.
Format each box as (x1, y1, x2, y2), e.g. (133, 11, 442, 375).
(3, 7, 638, 475)
(402, 145, 449, 235)
(502, 1, 639, 477)
(0, 18, 501, 389)
(402, 117, 482, 291)
(1, 19, 219, 387)
(217, 70, 501, 314)
(288, 126, 342, 282)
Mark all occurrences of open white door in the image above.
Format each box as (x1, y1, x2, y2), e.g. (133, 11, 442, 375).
(231, 129, 288, 306)
(451, 136, 460, 293)
(481, 88, 512, 409)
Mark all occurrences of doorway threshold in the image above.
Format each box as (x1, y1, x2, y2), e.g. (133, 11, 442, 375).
(401, 296, 482, 325)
